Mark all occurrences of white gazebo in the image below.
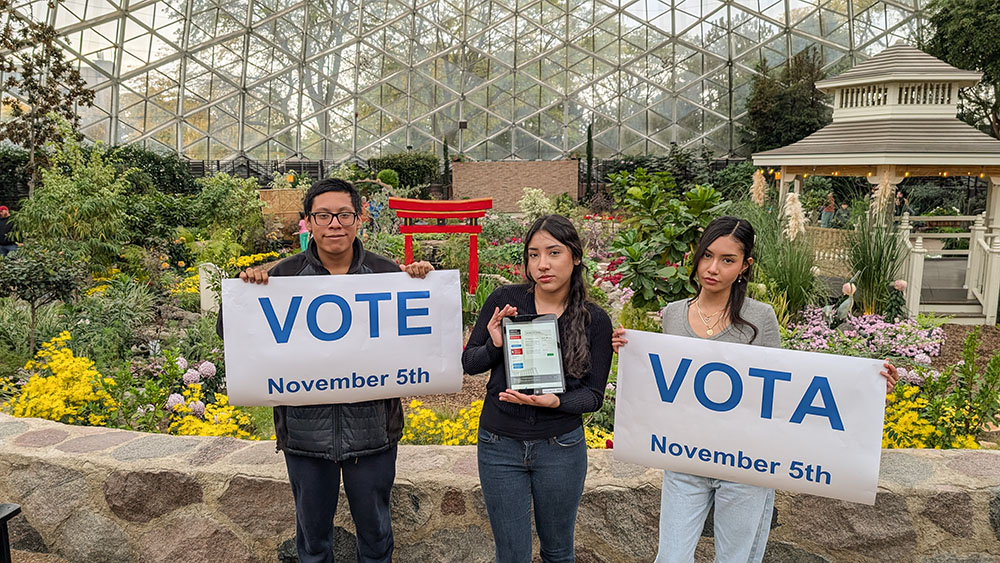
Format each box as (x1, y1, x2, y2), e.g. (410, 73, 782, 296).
(753, 44, 1000, 325)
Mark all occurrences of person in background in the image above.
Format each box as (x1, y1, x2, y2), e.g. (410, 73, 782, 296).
(820, 192, 836, 228)
(297, 211, 309, 252)
(833, 202, 851, 228)
(0, 206, 15, 256)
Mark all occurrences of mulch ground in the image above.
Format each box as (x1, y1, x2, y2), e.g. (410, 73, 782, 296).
(930, 323, 1000, 373)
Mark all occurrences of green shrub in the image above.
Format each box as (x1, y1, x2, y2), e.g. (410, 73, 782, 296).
(518, 188, 553, 222)
(191, 173, 265, 252)
(66, 274, 156, 370)
(0, 143, 29, 207)
(848, 216, 904, 316)
(376, 169, 400, 189)
(0, 246, 85, 352)
(12, 132, 131, 268)
(110, 144, 197, 194)
(367, 152, 439, 194)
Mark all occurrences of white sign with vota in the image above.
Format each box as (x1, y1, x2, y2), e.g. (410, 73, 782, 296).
(221, 270, 464, 406)
(614, 330, 886, 504)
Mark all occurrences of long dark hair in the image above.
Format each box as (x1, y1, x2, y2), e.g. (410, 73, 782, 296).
(523, 215, 592, 378)
(688, 216, 759, 342)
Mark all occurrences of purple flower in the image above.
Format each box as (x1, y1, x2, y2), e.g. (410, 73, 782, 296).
(166, 394, 184, 411)
(176, 357, 188, 370)
(189, 401, 206, 418)
(183, 369, 201, 385)
(198, 361, 217, 378)
(914, 353, 931, 365)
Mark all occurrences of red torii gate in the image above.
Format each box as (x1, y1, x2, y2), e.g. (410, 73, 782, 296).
(387, 197, 494, 294)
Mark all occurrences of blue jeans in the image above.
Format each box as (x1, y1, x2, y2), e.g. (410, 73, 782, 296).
(654, 470, 773, 563)
(0, 244, 15, 256)
(477, 425, 587, 563)
(284, 446, 397, 563)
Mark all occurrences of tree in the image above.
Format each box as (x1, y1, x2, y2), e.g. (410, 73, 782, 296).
(925, 0, 1000, 139)
(11, 121, 131, 269)
(0, 0, 95, 193)
(0, 245, 85, 353)
(743, 48, 832, 153)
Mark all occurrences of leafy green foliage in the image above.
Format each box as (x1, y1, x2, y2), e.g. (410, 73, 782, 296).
(913, 328, 1000, 446)
(729, 199, 823, 317)
(367, 152, 439, 195)
(66, 274, 156, 370)
(191, 173, 265, 252)
(376, 169, 400, 189)
(11, 131, 131, 268)
(848, 215, 905, 316)
(600, 144, 712, 187)
(518, 188, 554, 222)
(709, 160, 756, 201)
(612, 180, 730, 309)
(0, 143, 29, 207)
(743, 48, 831, 153)
(926, 0, 1000, 138)
(110, 144, 197, 194)
(0, 246, 85, 352)
(608, 168, 677, 207)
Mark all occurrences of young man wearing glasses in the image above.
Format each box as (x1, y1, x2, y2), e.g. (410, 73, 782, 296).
(221, 178, 433, 563)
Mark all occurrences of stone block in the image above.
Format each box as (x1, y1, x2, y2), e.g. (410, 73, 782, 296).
(56, 431, 135, 454)
(8, 513, 47, 553)
(111, 434, 200, 461)
(13, 429, 69, 448)
(577, 484, 660, 560)
(393, 525, 493, 563)
(786, 492, 917, 561)
(922, 491, 974, 538)
(137, 514, 254, 563)
(103, 469, 203, 523)
(218, 475, 295, 536)
(188, 436, 250, 466)
(55, 511, 134, 562)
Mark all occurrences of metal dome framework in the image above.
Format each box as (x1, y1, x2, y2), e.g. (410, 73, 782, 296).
(2, 0, 927, 161)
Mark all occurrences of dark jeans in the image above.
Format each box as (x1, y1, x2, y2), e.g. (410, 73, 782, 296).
(477, 425, 588, 563)
(0, 244, 15, 257)
(284, 446, 397, 563)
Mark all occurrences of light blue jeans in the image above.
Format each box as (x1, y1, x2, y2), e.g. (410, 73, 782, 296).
(654, 470, 774, 563)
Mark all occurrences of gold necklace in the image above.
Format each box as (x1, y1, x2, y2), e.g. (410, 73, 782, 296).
(694, 299, 726, 336)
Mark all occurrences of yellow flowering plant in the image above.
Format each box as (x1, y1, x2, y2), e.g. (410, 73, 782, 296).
(884, 328, 999, 449)
(2, 332, 118, 426)
(402, 399, 482, 445)
(168, 383, 254, 439)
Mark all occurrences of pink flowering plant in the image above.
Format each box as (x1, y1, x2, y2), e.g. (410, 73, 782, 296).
(783, 307, 944, 362)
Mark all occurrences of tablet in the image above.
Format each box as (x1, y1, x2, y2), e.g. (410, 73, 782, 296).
(501, 314, 565, 395)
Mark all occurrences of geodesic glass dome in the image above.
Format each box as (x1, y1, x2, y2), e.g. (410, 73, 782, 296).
(4, 0, 927, 161)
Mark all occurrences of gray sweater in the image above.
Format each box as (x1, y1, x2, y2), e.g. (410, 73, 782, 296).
(661, 297, 781, 349)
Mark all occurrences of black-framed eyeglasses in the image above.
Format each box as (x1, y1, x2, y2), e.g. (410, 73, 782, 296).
(309, 211, 357, 227)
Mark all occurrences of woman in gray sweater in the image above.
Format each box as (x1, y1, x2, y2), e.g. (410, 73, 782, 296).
(613, 216, 898, 562)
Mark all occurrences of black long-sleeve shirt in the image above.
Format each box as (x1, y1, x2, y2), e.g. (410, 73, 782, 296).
(463, 283, 613, 440)
(0, 217, 12, 245)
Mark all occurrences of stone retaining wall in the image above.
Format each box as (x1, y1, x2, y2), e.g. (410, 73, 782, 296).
(1, 414, 999, 562)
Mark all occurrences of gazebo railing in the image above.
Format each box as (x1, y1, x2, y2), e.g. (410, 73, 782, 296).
(967, 226, 1000, 324)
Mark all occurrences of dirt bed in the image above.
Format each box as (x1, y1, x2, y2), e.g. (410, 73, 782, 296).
(930, 323, 1000, 373)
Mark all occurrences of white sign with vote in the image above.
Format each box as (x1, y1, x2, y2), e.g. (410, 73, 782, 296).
(614, 330, 886, 504)
(221, 270, 464, 406)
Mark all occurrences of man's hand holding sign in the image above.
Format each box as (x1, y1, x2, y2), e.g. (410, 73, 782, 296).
(612, 328, 897, 504)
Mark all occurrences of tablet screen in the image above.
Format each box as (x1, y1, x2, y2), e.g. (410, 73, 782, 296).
(502, 315, 565, 394)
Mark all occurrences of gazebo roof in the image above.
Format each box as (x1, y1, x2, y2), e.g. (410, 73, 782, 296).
(815, 44, 982, 90)
(753, 118, 1000, 166)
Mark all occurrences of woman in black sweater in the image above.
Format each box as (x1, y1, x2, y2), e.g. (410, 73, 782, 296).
(462, 214, 613, 563)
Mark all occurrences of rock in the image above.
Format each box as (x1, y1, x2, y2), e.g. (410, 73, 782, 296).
(440, 488, 466, 516)
(922, 491, 973, 538)
(55, 511, 134, 562)
(277, 537, 298, 562)
(786, 492, 916, 561)
(137, 514, 253, 563)
(103, 469, 203, 523)
(13, 429, 69, 448)
(333, 526, 358, 563)
(56, 431, 135, 453)
(390, 484, 432, 529)
(187, 436, 248, 467)
(218, 475, 295, 536)
(393, 525, 492, 563)
(763, 541, 830, 562)
(577, 484, 660, 560)
(7, 462, 86, 531)
(990, 490, 1000, 542)
(922, 555, 1000, 563)
(111, 434, 200, 461)
(8, 513, 47, 553)
(880, 450, 935, 487)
